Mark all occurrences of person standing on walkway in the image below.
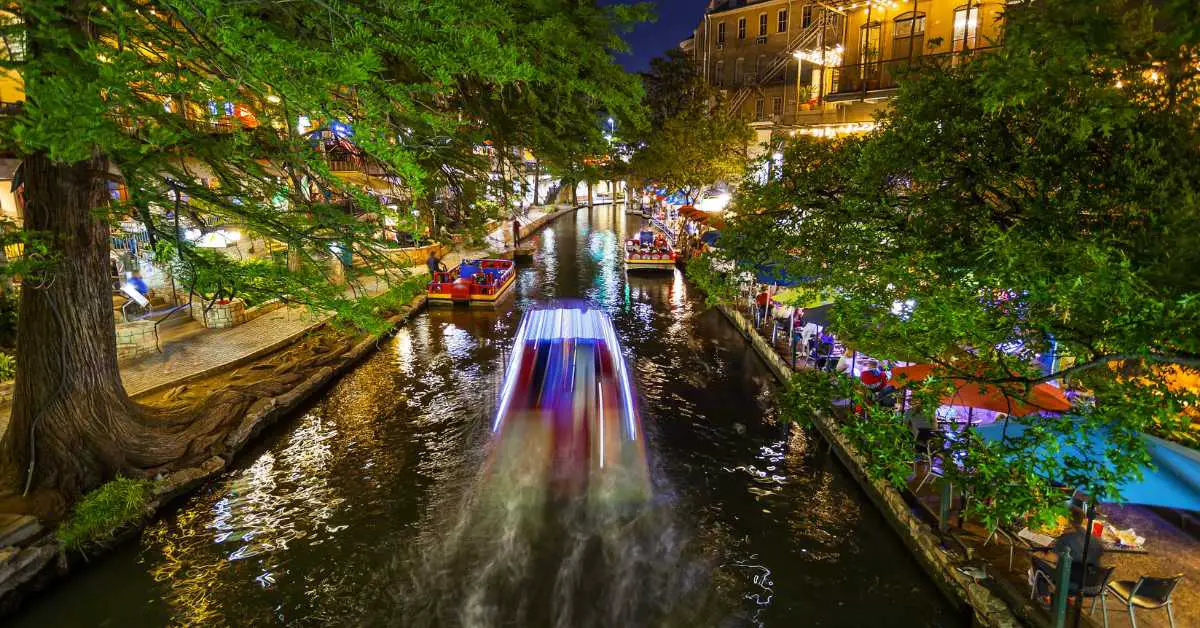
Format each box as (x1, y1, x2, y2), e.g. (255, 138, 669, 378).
(512, 219, 521, 247)
(426, 250, 445, 276)
(755, 288, 770, 327)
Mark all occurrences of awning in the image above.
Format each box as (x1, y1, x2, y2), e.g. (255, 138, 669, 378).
(892, 363, 1071, 416)
(976, 422, 1200, 511)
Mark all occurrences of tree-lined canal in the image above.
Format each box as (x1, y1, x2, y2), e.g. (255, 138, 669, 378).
(12, 207, 962, 627)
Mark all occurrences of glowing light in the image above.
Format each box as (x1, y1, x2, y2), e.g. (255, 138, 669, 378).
(493, 315, 531, 432)
(699, 192, 731, 213)
(266, 94, 281, 104)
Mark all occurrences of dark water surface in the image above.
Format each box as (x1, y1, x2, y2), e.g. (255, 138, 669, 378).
(12, 207, 963, 627)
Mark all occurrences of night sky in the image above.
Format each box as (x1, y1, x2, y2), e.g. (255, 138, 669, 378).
(601, 0, 708, 73)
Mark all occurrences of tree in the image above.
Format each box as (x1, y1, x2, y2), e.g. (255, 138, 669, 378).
(711, 0, 1200, 524)
(0, 0, 646, 501)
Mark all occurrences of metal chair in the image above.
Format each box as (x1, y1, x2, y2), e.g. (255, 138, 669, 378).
(914, 438, 944, 493)
(1029, 557, 1116, 628)
(1107, 574, 1184, 628)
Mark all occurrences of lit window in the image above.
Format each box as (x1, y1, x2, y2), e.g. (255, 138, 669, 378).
(952, 5, 979, 52)
(738, 17, 746, 40)
(893, 12, 926, 59)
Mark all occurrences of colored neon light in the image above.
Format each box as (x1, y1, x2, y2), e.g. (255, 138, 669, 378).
(492, 315, 531, 432)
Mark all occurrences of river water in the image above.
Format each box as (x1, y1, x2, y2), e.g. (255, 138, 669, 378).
(11, 207, 963, 627)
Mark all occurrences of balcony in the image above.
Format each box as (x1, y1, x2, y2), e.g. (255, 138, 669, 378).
(827, 47, 997, 100)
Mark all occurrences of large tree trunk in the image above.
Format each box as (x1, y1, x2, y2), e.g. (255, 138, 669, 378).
(0, 153, 228, 500)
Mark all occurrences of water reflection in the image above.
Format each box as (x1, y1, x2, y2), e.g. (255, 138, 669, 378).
(8, 204, 962, 628)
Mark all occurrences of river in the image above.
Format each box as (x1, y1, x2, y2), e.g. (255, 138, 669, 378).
(11, 206, 963, 627)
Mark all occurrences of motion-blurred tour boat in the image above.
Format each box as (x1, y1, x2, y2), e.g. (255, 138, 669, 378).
(490, 303, 650, 502)
(427, 258, 516, 307)
(624, 229, 676, 272)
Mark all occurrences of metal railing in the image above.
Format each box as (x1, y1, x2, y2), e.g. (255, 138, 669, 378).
(829, 46, 999, 97)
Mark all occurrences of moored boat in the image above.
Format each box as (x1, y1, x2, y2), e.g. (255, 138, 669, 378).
(624, 230, 676, 272)
(427, 258, 517, 306)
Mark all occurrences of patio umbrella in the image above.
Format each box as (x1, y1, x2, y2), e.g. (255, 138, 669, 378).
(892, 364, 1071, 416)
(975, 422, 1200, 512)
(799, 303, 833, 328)
(700, 230, 721, 246)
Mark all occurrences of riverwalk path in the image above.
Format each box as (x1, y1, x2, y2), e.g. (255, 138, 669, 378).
(0, 203, 584, 440)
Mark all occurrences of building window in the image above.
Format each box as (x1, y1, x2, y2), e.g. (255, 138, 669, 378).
(893, 12, 926, 59)
(717, 22, 726, 44)
(772, 96, 783, 117)
(755, 98, 765, 121)
(734, 58, 744, 85)
(715, 61, 725, 86)
(758, 13, 768, 37)
(952, 5, 979, 52)
(859, 21, 882, 66)
(802, 5, 814, 29)
(738, 17, 746, 40)
(0, 13, 24, 62)
(777, 9, 788, 33)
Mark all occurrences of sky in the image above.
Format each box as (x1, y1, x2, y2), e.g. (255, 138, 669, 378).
(600, 0, 708, 73)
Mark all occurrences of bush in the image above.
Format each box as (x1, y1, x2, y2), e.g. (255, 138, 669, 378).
(0, 352, 14, 382)
(0, 291, 17, 349)
(56, 477, 153, 551)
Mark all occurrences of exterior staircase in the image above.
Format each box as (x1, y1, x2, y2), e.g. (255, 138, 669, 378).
(727, 11, 844, 115)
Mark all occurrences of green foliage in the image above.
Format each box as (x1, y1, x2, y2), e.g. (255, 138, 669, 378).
(715, 0, 1200, 523)
(56, 477, 153, 550)
(2, 0, 649, 330)
(630, 50, 752, 200)
(0, 352, 15, 382)
(333, 273, 428, 334)
(683, 252, 739, 306)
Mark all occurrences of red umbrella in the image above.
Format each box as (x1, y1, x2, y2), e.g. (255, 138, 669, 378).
(891, 363, 1070, 416)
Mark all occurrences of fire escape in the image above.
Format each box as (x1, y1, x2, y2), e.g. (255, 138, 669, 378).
(726, 10, 844, 116)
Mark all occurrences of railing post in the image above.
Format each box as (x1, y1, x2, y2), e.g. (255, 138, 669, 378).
(1053, 548, 1072, 628)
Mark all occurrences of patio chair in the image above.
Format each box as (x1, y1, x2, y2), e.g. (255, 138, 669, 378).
(914, 438, 945, 493)
(1107, 574, 1184, 628)
(1030, 557, 1116, 627)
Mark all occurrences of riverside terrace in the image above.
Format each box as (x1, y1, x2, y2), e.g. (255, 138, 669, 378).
(730, 286, 1200, 628)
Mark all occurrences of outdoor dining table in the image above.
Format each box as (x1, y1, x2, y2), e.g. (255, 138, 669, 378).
(1017, 527, 1150, 555)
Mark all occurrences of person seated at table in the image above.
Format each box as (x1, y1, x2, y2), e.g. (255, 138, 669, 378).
(1030, 508, 1105, 601)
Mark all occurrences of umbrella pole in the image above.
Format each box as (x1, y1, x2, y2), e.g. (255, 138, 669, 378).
(1072, 501, 1098, 628)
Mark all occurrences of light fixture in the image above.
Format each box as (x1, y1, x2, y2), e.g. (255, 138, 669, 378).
(266, 94, 281, 104)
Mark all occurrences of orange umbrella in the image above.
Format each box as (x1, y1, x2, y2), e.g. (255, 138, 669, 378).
(891, 363, 1071, 416)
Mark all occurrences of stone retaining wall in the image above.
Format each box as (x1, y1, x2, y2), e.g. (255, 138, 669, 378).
(190, 298, 246, 329)
(716, 303, 1025, 628)
(114, 320, 158, 362)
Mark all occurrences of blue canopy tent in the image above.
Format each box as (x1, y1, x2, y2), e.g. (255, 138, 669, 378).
(974, 421, 1200, 512)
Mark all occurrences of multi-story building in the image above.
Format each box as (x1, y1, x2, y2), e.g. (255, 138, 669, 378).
(689, 0, 1005, 145)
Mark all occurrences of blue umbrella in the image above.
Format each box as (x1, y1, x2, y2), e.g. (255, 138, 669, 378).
(975, 421, 1200, 512)
(700, 230, 720, 246)
(752, 262, 811, 288)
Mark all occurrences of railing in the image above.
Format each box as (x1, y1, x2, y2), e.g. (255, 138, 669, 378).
(829, 47, 999, 97)
(326, 154, 389, 177)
